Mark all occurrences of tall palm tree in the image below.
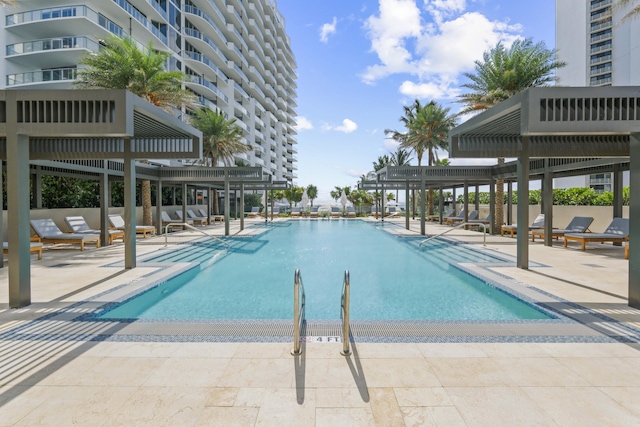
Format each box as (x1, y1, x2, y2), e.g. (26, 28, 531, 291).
(75, 35, 194, 226)
(385, 100, 456, 215)
(306, 184, 318, 207)
(458, 38, 565, 232)
(390, 147, 413, 207)
(190, 108, 250, 214)
(330, 186, 343, 203)
(616, 0, 640, 20)
(372, 155, 392, 172)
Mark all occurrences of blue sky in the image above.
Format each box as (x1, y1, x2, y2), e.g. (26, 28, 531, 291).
(276, 0, 556, 202)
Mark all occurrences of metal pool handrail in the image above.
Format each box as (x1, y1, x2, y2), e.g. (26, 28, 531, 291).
(418, 222, 488, 247)
(291, 268, 306, 356)
(340, 270, 351, 356)
(164, 222, 230, 249)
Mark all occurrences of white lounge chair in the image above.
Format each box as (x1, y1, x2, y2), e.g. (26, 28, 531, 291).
(309, 207, 319, 218)
(198, 208, 224, 222)
(108, 214, 156, 238)
(291, 207, 301, 218)
(187, 209, 208, 226)
(347, 206, 356, 218)
(161, 211, 183, 227)
(3, 240, 44, 260)
(330, 207, 341, 218)
(30, 219, 100, 251)
(245, 206, 260, 218)
(531, 216, 594, 242)
(501, 214, 545, 238)
(173, 211, 195, 226)
(447, 210, 479, 225)
(564, 217, 629, 251)
(64, 216, 124, 245)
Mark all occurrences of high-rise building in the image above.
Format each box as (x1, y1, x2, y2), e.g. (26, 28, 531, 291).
(555, 0, 637, 191)
(0, 0, 298, 182)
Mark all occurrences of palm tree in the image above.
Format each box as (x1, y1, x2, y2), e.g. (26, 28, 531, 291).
(391, 148, 412, 167)
(75, 35, 194, 226)
(616, 0, 640, 20)
(306, 184, 318, 207)
(458, 38, 565, 232)
(385, 100, 456, 215)
(190, 108, 250, 215)
(330, 186, 343, 203)
(372, 155, 392, 172)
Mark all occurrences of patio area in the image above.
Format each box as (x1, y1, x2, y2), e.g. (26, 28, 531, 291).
(1, 216, 638, 426)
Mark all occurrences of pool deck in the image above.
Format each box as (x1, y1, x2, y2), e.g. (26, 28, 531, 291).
(1, 216, 639, 426)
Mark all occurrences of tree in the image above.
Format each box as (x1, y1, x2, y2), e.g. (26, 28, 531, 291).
(385, 100, 456, 216)
(330, 186, 343, 202)
(0, 1, 16, 7)
(75, 35, 194, 226)
(306, 184, 318, 207)
(283, 186, 303, 210)
(616, 0, 640, 20)
(373, 155, 392, 172)
(190, 108, 249, 214)
(391, 148, 413, 167)
(458, 38, 565, 233)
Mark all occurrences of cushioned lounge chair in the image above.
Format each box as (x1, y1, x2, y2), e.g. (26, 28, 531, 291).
(443, 209, 466, 225)
(30, 219, 100, 251)
(330, 207, 341, 218)
(108, 214, 156, 238)
(187, 209, 208, 226)
(448, 210, 479, 225)
(531, 216, 594, 242)
(64, 216, 124, 245)
(347, 206, 356, 218)
(198, 208, 224, 222)
(291, 207, 301, 218)
(3, 240, 43, 260)
(626, 244, 629, 259)
(161, 211, 184, 227)
(269, 207, 280, 219)
(245, 206, 260, 218)
(501, 214, 545, 238)
(427, 208, 453, 222)
(563, 217, 629, 251)
(173, 211, 195, 226)
(371, 206, 382, 218)
(466, 214, 491, 230)
(309, 207, 319, 218)
(385, 207, 400, 218)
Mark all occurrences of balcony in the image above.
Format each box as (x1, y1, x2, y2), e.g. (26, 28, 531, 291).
(111, 0, 167, 45)
(184, 50, 228, 81)
(187, 75, 229, 104)
(7, 67, 76, 87)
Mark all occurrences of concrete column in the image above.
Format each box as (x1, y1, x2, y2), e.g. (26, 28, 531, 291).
(463, 181, 469, 223)
(489, 177, 495, 235)
(613, 164, 623, 222)
(420, 178, 426, 235)
(0, 161, 3, 269)
(474, 184, 480, 212)
(542, 166, 554, 247)
(405, 181, 410, 230)
(517, 137, 530, 270)
(381, 183, 385, 223)
(182, 183, 188, 230)
(99, 171, 110, 247)
(438, 187, 444, 223)
(123, 144, 136, 269)
(33, 166, 42, 209)
(507, 182, 513, 225)
(452, 187, 457, 215)
(629, 133, 640, 308)
(224, 175, 230, 235)
(156, 178, 163, 234)
(240, 184, 245, 230)
(7, 134, 31, 307)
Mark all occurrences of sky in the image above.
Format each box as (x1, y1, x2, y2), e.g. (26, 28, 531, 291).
(275, 0, 556, 203)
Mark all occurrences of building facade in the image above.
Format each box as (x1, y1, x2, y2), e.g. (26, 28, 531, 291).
(554, 0, 636, 191)
(1, 0, 298, 182)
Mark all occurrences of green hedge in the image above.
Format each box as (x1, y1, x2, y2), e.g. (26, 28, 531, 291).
(460, 187, 630, 206)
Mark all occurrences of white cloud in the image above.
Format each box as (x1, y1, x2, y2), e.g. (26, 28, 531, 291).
(320, 17, 338, 43)
(295, 116, 313, 131)
(383, 137, 400, 152)
(329, 118, 358, 133)
(362, 0, 524, 101)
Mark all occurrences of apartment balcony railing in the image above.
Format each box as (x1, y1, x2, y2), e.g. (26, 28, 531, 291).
(590, 0, 612, 10)
(590, 31, 612, 43)
(183, 28, 228, 64)
(590, 43, 612, 54)
(590, 54, 612, 65)
(183, 5, 228, 45)
(590, 64, 612, 75)
(590, 9, 611, 22)
(7, 67, 76, 86)
(6, 36, 99, 56)
(188, 75, 229, 104)
(184, 50, 228, 81)
(590, 19, 612, 32)
(111, 0, 167, 45)
(234, 81, 250, 100)
(590, 75, 612, 86)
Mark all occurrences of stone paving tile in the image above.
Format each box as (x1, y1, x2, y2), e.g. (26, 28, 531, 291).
(400, 406, 467, 427)
(315, 407, 375, 427)
(369, 387, 405, 427)
(194, 406, 259, 427)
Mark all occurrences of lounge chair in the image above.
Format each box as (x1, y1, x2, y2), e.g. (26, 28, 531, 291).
(187, 209, 208, 226)
(173, 211, 195, 226)
(198, 208, 224, 222)
(269, 207, 280, 219)
(347, 206, 356, 218)
(501, 214, 545, 238)
(64, 216, 124, 245)
(309, 207, 319, 218)
(245, 206, 261, 218)
(161, 211, 184, 227)
(371, 206, 382, 218)
(385, 207, 400, 218)
(626, 244, 629, 260)
(427, 208, 453, 222)
(448, 210, 479, 225)
(30, 219, 100, 251)
(563, 217, 629, 251)
(466, 214, 491, 230)
(3, 240, 44, 260)
(291, 207, 301, 218)
(531, 216, 594, 242)
(330, 207, 341, 218)
(108, 214, 156, 238)
(443, 209, 466, 225)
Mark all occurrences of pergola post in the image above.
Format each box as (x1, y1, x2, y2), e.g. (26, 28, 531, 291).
(438, 187, 444, 223)
(99, 169, 110, 247)
(516, 136, 530, 270)
(182, 183, 188, 230)
(613, 164, 623, 227)
(452, 187, 457, 216)
(123, 143, 137, 269)
(156, 177, 163, 234)
(420, 177, 426, 235)
(463, 181, 469, 224)
(474, 184, 480, 212)
(240, 184, 245, 231)
(0, 161, 3, 269)
(7, 134, 31, 307)
(489, 177, 495, 235)
(224, 174, 230, 235)
(629, 133, 640, 308)
(507, 181, 513, 225)
(381, 183, 385, 223)
(405, 181, 410, 230)
(543, 161, 554, 247)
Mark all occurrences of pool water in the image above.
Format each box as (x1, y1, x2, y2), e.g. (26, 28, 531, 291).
(99, 220, 551, 321)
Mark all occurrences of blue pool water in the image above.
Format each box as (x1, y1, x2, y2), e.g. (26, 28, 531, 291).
(98, 220, 551, 321)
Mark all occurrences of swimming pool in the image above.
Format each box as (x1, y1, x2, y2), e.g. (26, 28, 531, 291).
(98, 220, 551, 321)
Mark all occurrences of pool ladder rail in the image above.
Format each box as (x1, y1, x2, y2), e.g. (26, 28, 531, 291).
(291, 269, 306, 356)
(164, 222, 230, 250)
(418, 222, 488, 248)
(340, 270, 351, 356)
